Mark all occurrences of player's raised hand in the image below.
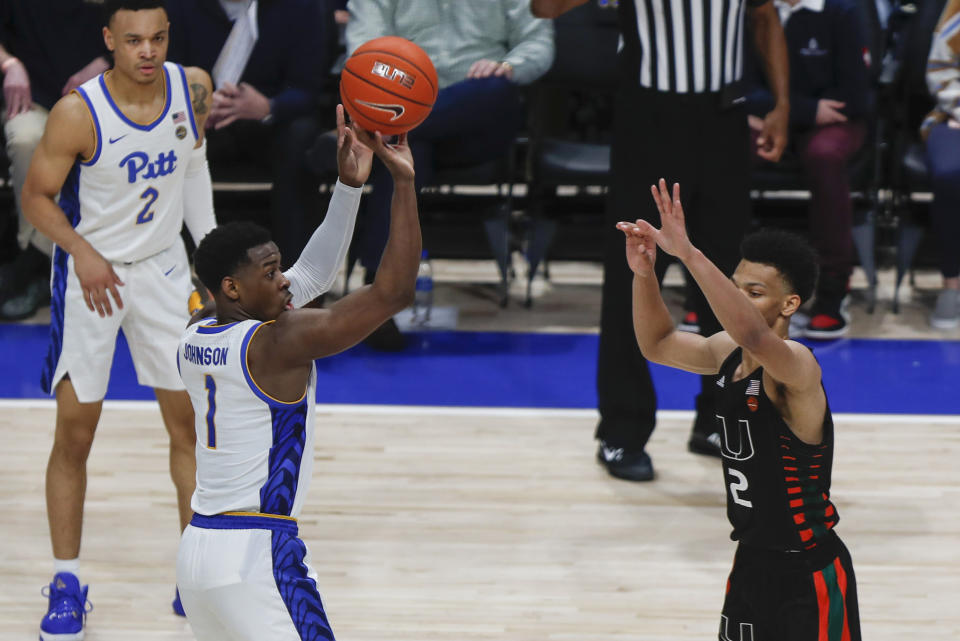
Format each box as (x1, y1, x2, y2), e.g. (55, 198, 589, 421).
(335, 104, 374, 188)
(363, 129, 415, 184)
(73, 244, 124, 317)
(649, 179, 695, 262)
(616, 219, 657, 277)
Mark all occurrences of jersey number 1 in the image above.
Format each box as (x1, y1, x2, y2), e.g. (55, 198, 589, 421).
(204, 374, 217, 449)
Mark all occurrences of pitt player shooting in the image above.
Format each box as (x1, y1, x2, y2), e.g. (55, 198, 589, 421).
(175, 108, 418, 641)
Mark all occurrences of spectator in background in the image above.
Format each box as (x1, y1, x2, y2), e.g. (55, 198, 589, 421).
(0, 0, 109, 320)
(922, 0, 960, 330)
(744, 0, 872, 338)
(342, 0, 554, 350)
(164, 0, 333, 264)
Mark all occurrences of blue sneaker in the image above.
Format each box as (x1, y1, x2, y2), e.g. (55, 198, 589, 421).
(39, 572, 91, 641)
(172, 587, 185, 616)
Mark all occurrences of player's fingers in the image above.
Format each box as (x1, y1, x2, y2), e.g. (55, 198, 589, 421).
(108, 283, 124, 310)
(100, 292, 113, 317)
(658, 179, 671, 214)
(650, 184, 663, 213)
(336, 104, 346, 139)
(82, 287, 95, 313)
(91, 288, 107, 317)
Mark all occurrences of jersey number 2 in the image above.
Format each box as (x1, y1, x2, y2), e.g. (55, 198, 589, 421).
(136, 186, 158, 225)
(204, 374, 217, 449)
(727, 468, 752, 508)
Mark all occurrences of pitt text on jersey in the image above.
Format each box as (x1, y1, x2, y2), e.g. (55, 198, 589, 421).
(120, 149, 178, 183)
(183, 343, 229, 367)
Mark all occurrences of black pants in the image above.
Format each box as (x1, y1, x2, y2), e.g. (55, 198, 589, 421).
(721, 534, 861, 641)
(205, 116, 321, 266)
(596, 83, 752, 451)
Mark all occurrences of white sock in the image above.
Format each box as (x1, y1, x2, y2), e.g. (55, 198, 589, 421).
(53, 558, 80, 579)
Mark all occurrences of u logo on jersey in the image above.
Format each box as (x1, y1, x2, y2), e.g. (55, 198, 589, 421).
(119, 149, 178, 184)
(715, 416, 755, 461)
(719, 616, 754, 641)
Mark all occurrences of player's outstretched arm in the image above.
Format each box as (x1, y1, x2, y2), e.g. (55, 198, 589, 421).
(620, 219, 734, 375)
(284, 105, 370, 306)
(22, 93, 126, 317)
(253, 130, 419, 365)
(646, 179, 820, 391)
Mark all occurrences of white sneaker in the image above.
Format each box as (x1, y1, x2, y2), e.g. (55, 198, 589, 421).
(930, 289, 960, 330)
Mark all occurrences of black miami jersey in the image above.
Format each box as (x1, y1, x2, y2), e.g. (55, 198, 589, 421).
(714, 348, 839, 552)
(713, 347, 860, 641)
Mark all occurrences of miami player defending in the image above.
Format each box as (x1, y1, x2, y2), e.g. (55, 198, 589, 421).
(620, 180, 860, 640)
(175, 108, 418, 641)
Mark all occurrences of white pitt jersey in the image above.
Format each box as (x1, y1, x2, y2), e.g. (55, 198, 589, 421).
(62, 62, 199, 263)
(178, 319, 317, 518)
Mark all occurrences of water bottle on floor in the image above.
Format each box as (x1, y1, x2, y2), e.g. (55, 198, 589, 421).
(413, 250, 433, 326)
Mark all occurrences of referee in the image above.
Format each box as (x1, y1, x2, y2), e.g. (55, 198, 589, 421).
(533, 0, 789, 481)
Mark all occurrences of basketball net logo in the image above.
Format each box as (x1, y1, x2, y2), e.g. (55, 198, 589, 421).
(371, 61, 416, 89)
(356, 99, 406, 121)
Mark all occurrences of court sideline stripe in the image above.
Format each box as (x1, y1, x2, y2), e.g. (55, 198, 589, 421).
(0, 399, 956, 424)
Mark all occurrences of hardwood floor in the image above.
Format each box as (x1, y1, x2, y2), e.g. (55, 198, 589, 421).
(2, 402, 957, 640)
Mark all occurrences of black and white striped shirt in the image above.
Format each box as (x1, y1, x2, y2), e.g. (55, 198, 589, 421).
(619, 0, 769, 93)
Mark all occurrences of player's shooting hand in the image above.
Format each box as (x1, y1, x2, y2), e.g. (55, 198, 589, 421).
(335, 104, 374, 187)
(649, 179, 695, 262)
(757, 105, 788, 162)
(362, 129, 415, 184)
(3, 58, 32, 120)
(73, 244, 125, 317)
(617, 219, 657, 277)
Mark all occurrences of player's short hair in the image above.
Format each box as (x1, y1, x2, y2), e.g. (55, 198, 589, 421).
(740, 228, 819, 304)
(194, 222, 273, 296)
(103, 0, 166, 26)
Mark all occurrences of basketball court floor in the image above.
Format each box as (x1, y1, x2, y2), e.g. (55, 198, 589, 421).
(1, 261, 958, 640)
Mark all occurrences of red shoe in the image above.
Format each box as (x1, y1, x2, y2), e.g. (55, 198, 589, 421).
(805, 311, 849, 339)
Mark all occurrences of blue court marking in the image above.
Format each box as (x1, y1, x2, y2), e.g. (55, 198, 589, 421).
(0, 323, 957, 414)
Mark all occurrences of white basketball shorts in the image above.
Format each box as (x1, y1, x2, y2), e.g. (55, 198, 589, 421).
(41, 241, 191, 402)
(177, 513, 336, 641)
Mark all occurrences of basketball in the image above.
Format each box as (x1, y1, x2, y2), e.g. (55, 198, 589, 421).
(340, 36, 438, 136)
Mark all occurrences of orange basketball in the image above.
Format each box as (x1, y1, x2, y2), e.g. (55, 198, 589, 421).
(340, 36, 438, 136)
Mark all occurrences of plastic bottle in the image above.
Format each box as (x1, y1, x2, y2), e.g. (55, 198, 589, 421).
(413, 250, 433, 326)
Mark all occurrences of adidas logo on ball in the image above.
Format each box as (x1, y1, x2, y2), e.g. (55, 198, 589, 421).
(371, 61, 415, 89)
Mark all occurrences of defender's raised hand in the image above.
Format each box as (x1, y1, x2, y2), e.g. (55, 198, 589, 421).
(649, 179, 695, 262)
(616, 219, 657, 277)
(336, 104, 374, 187)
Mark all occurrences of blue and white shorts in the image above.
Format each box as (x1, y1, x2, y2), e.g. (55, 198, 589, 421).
(41, 241, 191, 402)
(177, 513, 336, 641)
